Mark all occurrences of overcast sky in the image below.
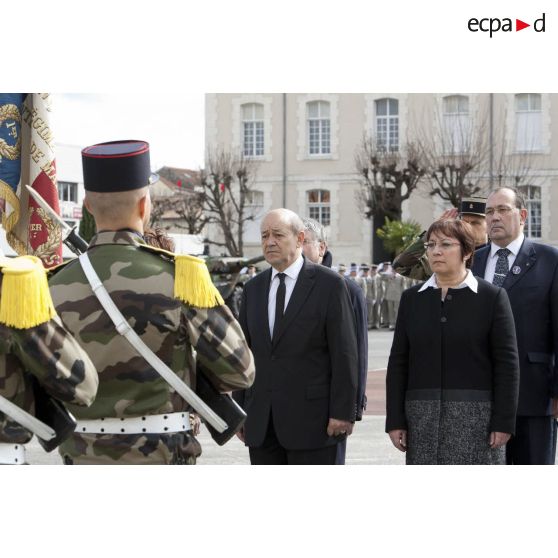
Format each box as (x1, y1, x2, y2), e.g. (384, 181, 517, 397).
(51, 93, 205, 171)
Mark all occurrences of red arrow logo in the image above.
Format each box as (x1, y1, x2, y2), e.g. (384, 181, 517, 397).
(516, 19, 530, 31)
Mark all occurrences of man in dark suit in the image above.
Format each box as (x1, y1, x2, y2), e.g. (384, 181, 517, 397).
(472, 187, 558, 465)
(234, 208, 358, 465)
(301, 217, 368, 464)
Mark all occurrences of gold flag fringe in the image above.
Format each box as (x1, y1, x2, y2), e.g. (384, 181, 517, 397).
(0, 256, 57, 328)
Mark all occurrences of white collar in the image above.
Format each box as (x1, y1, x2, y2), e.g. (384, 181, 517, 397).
(490, 233, 525, 259)
(418, 269, 478, 293)
(271, 254, 304, 282)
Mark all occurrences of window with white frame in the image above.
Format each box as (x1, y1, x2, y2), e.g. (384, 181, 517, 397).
(58, 181, 78, 203)
(242, 103, 264, 157)
(243, 190, 265, 243)
(307, 189, 330, 226)
(515, 94, 542, 152)
(443, 95, 470, 153)
(519, 185, 542, 238)
(245, 190, 264, 210)
(375, 98, 399, 152)
(307, 101, 331, 155)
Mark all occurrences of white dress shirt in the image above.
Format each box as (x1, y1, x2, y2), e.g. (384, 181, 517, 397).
(268, 254, 304, 337)
(483, 233, 525, 284)
(418, 269, 478, 294)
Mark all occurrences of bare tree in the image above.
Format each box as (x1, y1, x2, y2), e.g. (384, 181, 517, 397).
(355, 137, 426, 222)
(490, 125, 539, 191)
(200, 146, 259, 256)
(414, 99, 538, 207)
(151, 190, 208, 235)
(413, 103, 490, 208)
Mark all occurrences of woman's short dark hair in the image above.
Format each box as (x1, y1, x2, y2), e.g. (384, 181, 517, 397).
(426, 219, 476, 269)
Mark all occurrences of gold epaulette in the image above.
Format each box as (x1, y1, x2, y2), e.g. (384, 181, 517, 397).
(138, 243, 176, 261)
(0, 256, 57, 328)
(139, 244, 224, 308)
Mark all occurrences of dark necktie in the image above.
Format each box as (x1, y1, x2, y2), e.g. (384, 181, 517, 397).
(273, 273, 286, 339)
(492, 248, 511, 287)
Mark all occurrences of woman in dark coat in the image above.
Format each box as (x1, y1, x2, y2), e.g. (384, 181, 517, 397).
(385, 219, 519, 464)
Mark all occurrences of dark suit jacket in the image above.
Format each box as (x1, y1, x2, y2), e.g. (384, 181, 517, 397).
(321, 250, 368, 420)
(344, 278, 368, 420)
(234, 257, 358, 450)
(472, 239, 558, 416)
(386, 279, 520, 434)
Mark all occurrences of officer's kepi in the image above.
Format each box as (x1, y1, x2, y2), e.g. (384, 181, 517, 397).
(81, 140, 158, 192)
(459, 197, 486, 217)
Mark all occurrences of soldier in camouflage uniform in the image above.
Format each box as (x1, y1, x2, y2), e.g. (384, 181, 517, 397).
(392, 233, 432, 281)
(0, 254, 98, 465)
(143, 227, 202, 463)
(48, 140, 255, 464)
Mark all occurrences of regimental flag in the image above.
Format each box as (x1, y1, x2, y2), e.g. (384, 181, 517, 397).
(0, 93, 62, 267)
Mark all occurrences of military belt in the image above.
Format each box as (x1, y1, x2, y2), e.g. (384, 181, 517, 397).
(0, 443, 27, 465)
(75, 411, 192, 435)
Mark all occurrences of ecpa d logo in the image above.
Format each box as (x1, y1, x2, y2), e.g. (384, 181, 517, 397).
(468, 13, 546, 37)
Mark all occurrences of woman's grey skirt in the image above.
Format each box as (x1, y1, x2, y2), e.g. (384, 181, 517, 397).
(405, 389, 505, 465)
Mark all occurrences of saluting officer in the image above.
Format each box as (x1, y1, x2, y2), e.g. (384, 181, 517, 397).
(48, 140, 255, 464)
(0, 255, 98, 464)
(393, 198, 488, 281)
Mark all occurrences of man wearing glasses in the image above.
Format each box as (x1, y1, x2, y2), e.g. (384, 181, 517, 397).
(472, 187, 558, 465)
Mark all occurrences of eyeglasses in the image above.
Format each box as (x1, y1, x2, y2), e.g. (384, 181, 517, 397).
(424, 241, 461, 251)
(485, 206, 515, 216)
(303, 239, 320, 245)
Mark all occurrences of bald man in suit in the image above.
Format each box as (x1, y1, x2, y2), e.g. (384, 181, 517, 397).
(233, 209, 358, 465)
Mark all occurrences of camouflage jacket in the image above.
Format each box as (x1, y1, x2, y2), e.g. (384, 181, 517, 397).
(48, 231, 255, 464)
(392, 232, 432, 281)
(0, 290, 98, 445)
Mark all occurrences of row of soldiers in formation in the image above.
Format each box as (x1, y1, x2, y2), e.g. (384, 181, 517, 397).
(335, 262, 416, 330)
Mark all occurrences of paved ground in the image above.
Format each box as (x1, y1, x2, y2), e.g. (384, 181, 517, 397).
(26, 328, 402, 465)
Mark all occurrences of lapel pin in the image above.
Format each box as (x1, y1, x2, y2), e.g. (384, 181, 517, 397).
(512, 266, 521, 275)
